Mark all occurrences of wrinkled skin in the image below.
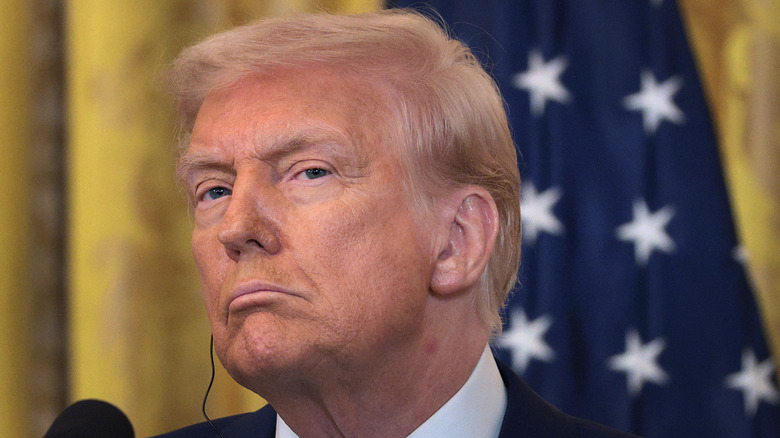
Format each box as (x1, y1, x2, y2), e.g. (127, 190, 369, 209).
(183, 69, 439, 393)
(181, 68, 492, 437)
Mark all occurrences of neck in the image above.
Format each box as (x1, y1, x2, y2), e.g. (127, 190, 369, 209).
(263, 301, 489, 437)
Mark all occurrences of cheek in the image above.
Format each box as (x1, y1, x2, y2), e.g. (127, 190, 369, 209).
(294, 197, 433, 321)
(192, 229, 228, 314)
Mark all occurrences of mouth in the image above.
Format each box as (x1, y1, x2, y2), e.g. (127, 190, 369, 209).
(228, 281, 298, 312)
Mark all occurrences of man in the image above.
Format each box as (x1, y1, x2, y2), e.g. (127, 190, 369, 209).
(157, 9, 636, 438)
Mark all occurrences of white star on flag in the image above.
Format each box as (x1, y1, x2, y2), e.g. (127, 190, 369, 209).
(616, 199, 676, 266)
(725, 349, 780, 416)
(521, 183, 564, 243)
(623, 70, 685, 134)
(498, 309, 556, 373)
(609, 330, 669, 396)
(513, 50, 570, 116)
(732, 245, 750, 266)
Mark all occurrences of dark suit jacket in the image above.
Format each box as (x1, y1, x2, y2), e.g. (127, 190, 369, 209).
(154, 359, 638, 437)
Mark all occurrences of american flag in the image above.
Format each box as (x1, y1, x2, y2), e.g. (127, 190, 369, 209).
(391, 1, 780, 436)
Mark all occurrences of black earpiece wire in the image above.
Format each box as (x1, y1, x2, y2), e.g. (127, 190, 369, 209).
(203, 334, 225, 438)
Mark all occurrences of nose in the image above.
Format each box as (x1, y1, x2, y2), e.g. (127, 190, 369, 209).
(216, 179, 282, 261)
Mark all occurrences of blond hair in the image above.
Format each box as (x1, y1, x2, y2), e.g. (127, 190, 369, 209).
(168, 9, 521, 335)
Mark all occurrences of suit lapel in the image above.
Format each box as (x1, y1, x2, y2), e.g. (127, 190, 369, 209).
(220, 404, 277, 438)
(496, 358, 577, 438)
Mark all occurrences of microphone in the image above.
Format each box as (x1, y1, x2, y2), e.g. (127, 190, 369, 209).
(44, 399, 134, 438)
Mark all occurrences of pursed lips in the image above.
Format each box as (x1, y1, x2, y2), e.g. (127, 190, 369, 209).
(228, 280, 299, 312)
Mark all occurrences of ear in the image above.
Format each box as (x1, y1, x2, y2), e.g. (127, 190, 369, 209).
(431, 187, 499, 296)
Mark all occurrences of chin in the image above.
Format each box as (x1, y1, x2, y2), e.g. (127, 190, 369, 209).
(215, 314, 302, 393)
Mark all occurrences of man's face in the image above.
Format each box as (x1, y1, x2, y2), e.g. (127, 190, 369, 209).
(182, 69, 440, 389)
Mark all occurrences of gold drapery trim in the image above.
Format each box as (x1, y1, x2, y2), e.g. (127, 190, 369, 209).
(679, 0, 780, 372)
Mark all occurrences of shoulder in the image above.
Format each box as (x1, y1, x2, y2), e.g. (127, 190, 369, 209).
(152, 404, 277, 438)
(496, 358, 639, 438)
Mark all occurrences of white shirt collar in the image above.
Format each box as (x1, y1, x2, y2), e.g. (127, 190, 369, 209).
(275, 345, 507, 438)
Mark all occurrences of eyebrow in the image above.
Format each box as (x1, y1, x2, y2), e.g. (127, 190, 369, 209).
(258, 130, 353, 164)
(175, 153, 234, 188)
(176, 125, 366, 187)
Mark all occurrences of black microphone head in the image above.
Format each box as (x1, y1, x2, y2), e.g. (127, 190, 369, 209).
(44, 399, 134, 438)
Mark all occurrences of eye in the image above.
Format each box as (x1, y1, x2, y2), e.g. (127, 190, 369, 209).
(201, 186, 232, 202)
(298, 168, 330, 180)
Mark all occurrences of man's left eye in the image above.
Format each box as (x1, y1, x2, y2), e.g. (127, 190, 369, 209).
(301, 168, 329, 179)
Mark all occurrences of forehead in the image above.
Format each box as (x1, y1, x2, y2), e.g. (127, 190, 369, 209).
(188, 67, 393, 160)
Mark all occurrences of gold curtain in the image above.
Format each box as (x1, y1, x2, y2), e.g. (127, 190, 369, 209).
(1, 1, 776, 437)
(0, 1, 32, 437)
(679, 0, 780, 363)
(2, 2, 68, 436)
